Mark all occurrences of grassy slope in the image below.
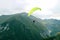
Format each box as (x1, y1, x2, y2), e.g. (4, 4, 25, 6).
(0, 13, 48, 40)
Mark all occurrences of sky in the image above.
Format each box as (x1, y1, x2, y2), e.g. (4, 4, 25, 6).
(0, 0, 60, 19)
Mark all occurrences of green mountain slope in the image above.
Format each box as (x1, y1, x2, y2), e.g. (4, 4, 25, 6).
(0, 13, 49, 40)
(42, 19, 60, 36)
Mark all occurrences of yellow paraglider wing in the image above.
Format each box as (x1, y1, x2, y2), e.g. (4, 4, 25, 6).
(28, 7, 41, 16)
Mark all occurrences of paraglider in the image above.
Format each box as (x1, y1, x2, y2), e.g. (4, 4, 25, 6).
(28, 7, 42, 16)
(33, 20, 35, 23)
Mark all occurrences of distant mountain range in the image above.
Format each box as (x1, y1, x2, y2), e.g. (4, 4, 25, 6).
(42, 19, 60, 36)
(0, 12, 60, 40)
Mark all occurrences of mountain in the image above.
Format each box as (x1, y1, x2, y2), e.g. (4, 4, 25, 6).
(41, 19, 60, 36)
(0, 12, 49, 40)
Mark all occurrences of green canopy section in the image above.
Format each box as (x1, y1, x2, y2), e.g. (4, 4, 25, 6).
(28, 7, 41, 16)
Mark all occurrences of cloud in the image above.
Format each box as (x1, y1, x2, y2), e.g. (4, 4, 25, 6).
(31, 10, 60, 20)
(50, 13, 60, 20)
(0, 0, 26, 15)
(51, 0, 60, 13)
(0, 0, 60, 20)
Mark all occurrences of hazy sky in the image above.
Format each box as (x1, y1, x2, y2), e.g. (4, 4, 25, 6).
(0, 0, 60, 19)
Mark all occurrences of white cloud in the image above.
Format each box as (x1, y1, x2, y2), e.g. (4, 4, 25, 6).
(0, 0, 26, 15)
(49, 13, 60, 20)
(0, 0, 60, 20)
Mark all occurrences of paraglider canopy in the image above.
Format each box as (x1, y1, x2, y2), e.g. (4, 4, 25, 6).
(28, 7, 42, 16)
